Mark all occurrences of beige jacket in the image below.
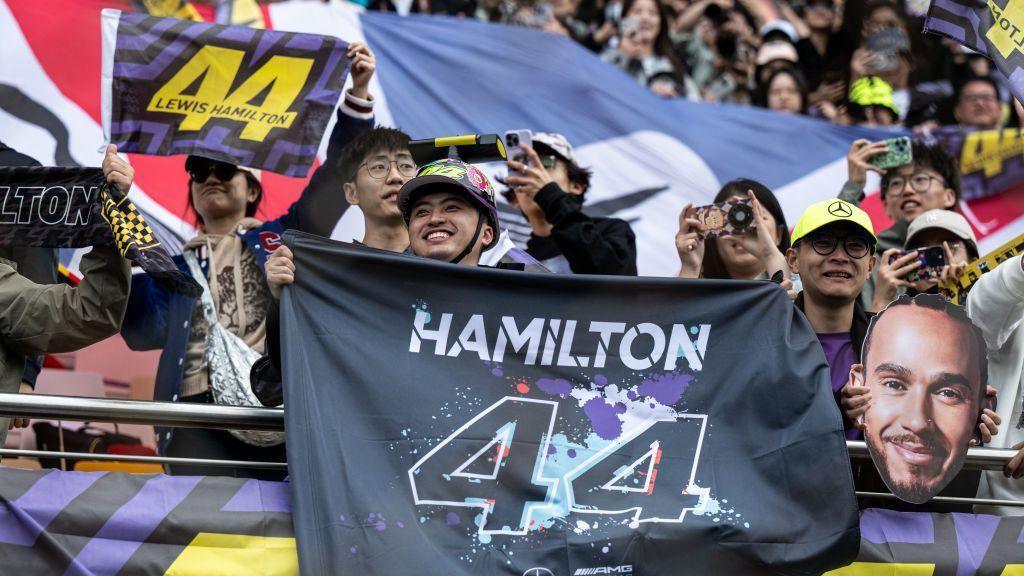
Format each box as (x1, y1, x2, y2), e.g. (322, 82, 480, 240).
(0, 245, 131, 444)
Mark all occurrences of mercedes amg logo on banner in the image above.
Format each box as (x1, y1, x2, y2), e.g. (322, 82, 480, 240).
(523, 569, 555, 576)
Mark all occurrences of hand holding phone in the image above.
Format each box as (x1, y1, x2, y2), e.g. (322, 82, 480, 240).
(620, 17, 640, 39)
(505, 129, 533, 178)
(692, 198, 756, 238)
(870, 136, 912, 170)
(889, 245, 946, 282)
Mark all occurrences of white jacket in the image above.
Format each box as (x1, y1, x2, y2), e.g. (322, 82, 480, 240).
(968, 255, 1024, 515)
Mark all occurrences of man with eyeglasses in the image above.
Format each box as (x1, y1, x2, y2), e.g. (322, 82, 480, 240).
(841, 140, 961, 310)
(252, 159, 511, 406)
(502, 133, 637, 275)
(786, 198, 877, 437)
(954, 76, 1003, 131)
(333, 127, 417, 253)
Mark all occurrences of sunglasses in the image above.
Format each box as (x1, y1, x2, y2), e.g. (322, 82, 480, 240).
(187, 158, 240, 183)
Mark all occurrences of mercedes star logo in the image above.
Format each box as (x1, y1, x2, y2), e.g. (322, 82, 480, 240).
(828, 201, 853, 218)
(523, 568, 555, 576)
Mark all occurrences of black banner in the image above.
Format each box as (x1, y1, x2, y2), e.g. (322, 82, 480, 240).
(0, 167, 107, 247)
(0, 167, 199, 296)
(280, 231, 860, 575)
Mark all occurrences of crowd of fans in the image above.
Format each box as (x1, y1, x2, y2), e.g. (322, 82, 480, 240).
(0, 2, 1023, 517)
(366, 0, 1019, 131)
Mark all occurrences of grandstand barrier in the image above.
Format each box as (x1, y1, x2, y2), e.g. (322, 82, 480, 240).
(0, 393, 1020, 506)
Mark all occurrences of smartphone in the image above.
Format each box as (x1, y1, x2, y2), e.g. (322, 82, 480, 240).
(890, 245, 946, 282)
(604, 0, 622, 25)
(620, 17, 640, 39)
(693, 198, 756, 238)
(505, 129, 532, 178)
(870, 136, 912, 170)
(864, 28, 909, 73)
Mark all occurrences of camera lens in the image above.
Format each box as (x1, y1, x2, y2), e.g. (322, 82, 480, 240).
(508, 134, 518, 145)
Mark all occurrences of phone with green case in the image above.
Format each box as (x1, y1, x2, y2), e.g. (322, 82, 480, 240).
(870, 136, 912, 170)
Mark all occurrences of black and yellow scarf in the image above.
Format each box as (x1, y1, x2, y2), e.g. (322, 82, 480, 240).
(0, 166, 200, 296)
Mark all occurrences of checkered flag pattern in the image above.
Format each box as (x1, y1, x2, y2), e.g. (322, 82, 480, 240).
(100, 182, 201, 297)
(0, 166, 199, 297)
(100, 187, 160, 256)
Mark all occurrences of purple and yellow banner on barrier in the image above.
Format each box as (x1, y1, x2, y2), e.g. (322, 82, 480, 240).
(933, 126, 1024, 202)
(1, 466, 1022, 575)
(100, 10, 350, 176)
(828, 508, 1024, 576)
(0, 467, 295, 575)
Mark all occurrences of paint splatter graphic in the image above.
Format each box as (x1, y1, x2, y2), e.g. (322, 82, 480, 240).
(582, 397, 623, 440)
(371, 303, 745, 564)
(637, 373, 693, 405)
(537, 378, 572, 397)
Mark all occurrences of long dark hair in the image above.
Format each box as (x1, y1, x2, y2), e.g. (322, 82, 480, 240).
(701, 179, 790, 280)
(185, 169, 264, 229)
(621, 0, 672, 53)
(755, 65, 808, 114)
(620, 0, 688, 85)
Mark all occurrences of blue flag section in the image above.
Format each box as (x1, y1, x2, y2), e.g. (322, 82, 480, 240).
(279, 231, 860, 575)
(361, 9, 880, 192)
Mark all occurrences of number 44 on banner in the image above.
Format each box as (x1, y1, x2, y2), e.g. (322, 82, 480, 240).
(408, 397, 710, 535)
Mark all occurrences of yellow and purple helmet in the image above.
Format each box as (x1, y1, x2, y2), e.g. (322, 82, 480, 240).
(398, 158, 500, 251)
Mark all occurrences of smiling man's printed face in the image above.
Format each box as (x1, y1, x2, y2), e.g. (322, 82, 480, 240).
(857, 305, 982, 504)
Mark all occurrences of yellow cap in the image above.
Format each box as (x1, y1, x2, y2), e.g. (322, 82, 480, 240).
(790, 198, 876, 245)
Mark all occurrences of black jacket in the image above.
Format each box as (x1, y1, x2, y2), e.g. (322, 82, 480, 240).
(251, 299, 285, 407)
(527, 183, 637, 276)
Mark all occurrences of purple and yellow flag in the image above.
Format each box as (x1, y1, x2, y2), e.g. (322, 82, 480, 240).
(0, 467, 295, 575)
(1, 466, 1024, 574)
(926, 0, 1024, 103)
(100, 10, 350, 176)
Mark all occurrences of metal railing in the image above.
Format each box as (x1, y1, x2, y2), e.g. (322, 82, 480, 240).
(0, 392, 283, 430)
(0, 393, 284, 470)
(0, 393, 1021, 505)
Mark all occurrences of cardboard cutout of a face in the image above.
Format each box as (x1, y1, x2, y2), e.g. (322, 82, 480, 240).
(851, 294, 986, 504)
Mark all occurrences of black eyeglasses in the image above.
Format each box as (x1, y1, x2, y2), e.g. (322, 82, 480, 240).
(886, 173, 945, 195)
(360, 158, 418, 180)
(802, 231, 874, 259)
(187, 159, 239, 183)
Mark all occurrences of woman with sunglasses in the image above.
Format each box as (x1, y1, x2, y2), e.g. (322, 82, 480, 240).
(121, 44, 379, 479)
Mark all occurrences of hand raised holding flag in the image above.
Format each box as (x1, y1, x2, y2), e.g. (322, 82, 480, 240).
(101, 144, 134, 193)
